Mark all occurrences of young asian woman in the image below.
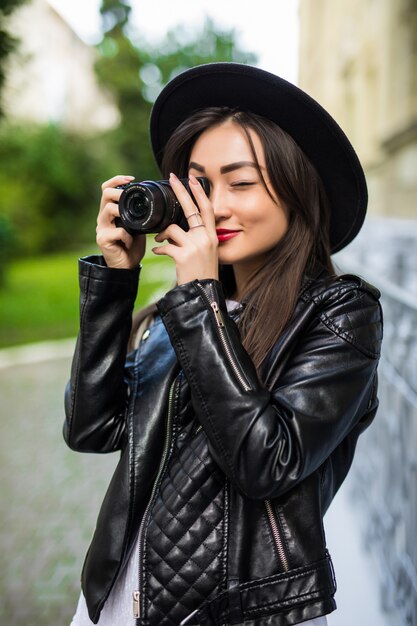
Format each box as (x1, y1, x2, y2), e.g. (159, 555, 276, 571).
(66, 63, 383, 626)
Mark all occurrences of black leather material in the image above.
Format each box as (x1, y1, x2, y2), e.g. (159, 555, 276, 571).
(227, 578, 244, 624)
(144, 426, 227, 624)
(64, 255, 383, 625)
(181, 552, 336, 625)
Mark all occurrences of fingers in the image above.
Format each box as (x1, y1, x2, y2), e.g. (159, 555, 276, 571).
(96, 226, 134, 251)
(188, 174, 216, 230)
(100, 187, 122, 214)
(97, 200, 135, 250)
(97, 201, 120, 228)
(152, 242, 178, 259)
(99, 174, 134, 225)
(99, 175, 135, 213)
(168, 173, 206, 219)
(169, 172, 217, 241)
(96, 174, 147, 268)
(152, 219, 217, 262)
(154, 223, 188, 246)
(101, 174, 135, 191)
(152, 224, 192, 258)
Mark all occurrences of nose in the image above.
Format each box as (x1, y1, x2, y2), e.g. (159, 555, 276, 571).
(209, 183, 232, 222)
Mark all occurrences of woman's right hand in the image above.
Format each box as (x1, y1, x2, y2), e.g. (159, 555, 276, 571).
(96, 175, 146, 269)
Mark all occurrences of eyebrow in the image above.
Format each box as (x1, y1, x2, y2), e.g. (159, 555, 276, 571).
(189, 160, 265, 174)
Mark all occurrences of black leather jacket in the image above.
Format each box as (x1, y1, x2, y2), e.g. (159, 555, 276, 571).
(64, 256, 383, 626)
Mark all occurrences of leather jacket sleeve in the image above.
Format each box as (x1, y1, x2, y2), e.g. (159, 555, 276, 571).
(157, 277, 383, 501)
(64, 256, 140, 452)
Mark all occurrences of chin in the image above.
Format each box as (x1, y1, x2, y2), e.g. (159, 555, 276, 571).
(218, 252, 239, 265)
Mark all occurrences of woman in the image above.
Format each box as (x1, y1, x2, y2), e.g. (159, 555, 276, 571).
(66, 63, 383, 626)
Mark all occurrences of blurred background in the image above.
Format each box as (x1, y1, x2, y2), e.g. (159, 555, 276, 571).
(0, 0, 416, 624)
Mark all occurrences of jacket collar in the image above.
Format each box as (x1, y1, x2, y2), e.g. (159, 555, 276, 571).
(298, 262, 330, 298)
(230, 262, 329, 318)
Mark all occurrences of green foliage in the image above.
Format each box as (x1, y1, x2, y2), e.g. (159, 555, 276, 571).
(0, 0, 27, 279)
(95, 1, 258, 176)
(0, 215, 15, 286)
(95, 0, 154, 175)
(0, 247, 173, 348)
(140, 16, 257, 88)
(0, 0, 27, 118)
(0, 122, 124, 256)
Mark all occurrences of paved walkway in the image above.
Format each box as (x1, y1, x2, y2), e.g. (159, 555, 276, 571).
(0, 342, 393, 626)
(0, 347, 118, 625)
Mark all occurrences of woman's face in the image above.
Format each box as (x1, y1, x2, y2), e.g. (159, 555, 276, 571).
(188, 119, 289, 278)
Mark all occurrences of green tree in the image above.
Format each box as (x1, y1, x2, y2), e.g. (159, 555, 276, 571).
(95, 0, 257, 177)
(0, 0, 27, 118)
(95, 0, 153, 175)
(140, 16, 257, 89)
(0, 0, 27, 280)
(0, 122, 124, 256)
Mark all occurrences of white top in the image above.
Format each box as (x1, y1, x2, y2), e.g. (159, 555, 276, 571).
(70, 298, 328, 626)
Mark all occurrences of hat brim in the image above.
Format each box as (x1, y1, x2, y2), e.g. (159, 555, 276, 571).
(150, 63, 367, 253)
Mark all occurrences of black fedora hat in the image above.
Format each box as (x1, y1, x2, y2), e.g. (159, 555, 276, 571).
(150, 62, 367, 253)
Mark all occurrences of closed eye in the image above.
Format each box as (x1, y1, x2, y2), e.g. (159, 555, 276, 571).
(231, 182, 256, 187)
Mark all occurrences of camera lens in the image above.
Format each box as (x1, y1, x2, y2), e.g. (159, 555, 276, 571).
(118, 182, 160, 232)
(126, 191, 150, 222)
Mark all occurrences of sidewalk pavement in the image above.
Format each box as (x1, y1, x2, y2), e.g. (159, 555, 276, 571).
(0, 341, 393, 626)
(0, 347, 117, 625)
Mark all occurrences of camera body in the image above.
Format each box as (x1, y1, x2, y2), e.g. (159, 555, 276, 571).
(116, 176, 210, 234)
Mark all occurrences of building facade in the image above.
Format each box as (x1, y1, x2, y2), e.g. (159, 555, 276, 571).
(299, 3, 417, 625)
(3, 0, 119, 133)
(299, 0, 417, 218)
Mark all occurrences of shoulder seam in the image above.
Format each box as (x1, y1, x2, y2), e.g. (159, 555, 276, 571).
(301, 282, 380, 305)
(317, 292, 380, 359)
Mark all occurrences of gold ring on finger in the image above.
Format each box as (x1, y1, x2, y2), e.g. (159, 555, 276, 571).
(190, 223, 206, 229)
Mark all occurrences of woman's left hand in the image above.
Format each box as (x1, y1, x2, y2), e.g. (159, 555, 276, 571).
(152, 173, 219, 285)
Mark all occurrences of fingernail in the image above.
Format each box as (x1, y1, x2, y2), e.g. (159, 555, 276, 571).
(124, 175, 135, 180)
(169, 172, 178, 181)
(189, 174, 199, 185)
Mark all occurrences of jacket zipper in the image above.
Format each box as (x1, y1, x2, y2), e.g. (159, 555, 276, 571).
(133, 378, 177, 620)
(264, 500, 289, 571)
(196, 284, 288, 571)
(196, 282, 252, 392)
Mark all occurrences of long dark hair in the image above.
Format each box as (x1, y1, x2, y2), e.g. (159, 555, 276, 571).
(130, 107, 337, 374)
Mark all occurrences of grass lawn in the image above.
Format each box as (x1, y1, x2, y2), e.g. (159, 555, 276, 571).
(0, 245, 174, 349)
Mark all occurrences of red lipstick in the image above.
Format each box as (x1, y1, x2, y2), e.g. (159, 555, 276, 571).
(216, 229, 240, 243)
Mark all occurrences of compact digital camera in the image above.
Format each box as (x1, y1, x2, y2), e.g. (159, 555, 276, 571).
(116, 177, 210, 234)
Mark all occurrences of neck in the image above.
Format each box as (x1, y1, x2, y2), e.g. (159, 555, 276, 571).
(231, 256, 266, 301)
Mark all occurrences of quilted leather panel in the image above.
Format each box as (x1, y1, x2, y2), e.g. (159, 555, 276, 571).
(143, 428, 227, 625)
